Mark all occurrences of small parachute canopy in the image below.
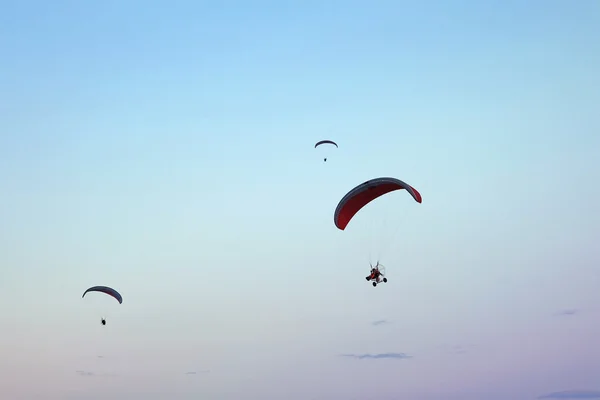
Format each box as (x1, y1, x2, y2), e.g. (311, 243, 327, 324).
(314, 140, 338, 148)
(334, 177, 422, 231)
(82, 286, 123, 304)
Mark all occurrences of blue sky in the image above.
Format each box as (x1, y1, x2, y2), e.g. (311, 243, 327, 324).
(0, 0, 599, 399)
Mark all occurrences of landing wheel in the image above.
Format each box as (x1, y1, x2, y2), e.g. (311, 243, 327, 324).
(366, 276, 370, 281)
(372, 282, 377, 287)
(383, 278, 387, 283)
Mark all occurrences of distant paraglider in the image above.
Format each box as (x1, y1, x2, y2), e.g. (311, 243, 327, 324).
(82, 286, 123, 304)
(82, 286, 122, 325)
(334, 177, 422, 286)
(314, 140, 338, 162)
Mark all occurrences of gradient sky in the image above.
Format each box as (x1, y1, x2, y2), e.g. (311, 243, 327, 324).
(1, 1, 599, 399)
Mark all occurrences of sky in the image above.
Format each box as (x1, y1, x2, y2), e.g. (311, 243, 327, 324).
(0, 0, 599, 399)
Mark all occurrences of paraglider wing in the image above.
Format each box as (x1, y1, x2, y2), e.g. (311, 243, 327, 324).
(334, 177, 422, 231)
(82, 286, 123, 304)
(314, 140, 338, 148)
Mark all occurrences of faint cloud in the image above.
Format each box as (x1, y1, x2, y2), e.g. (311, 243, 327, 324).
(372, 319, 389, 326)
(75, 370, 117, 378)
(439, 344, 474, 354)
(185, 370, 210, 375)
(539, 390, 600, 399)
(341, 352, 412, 360)
(452, 345, 469, 354)
(555, 309, 579, 316)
